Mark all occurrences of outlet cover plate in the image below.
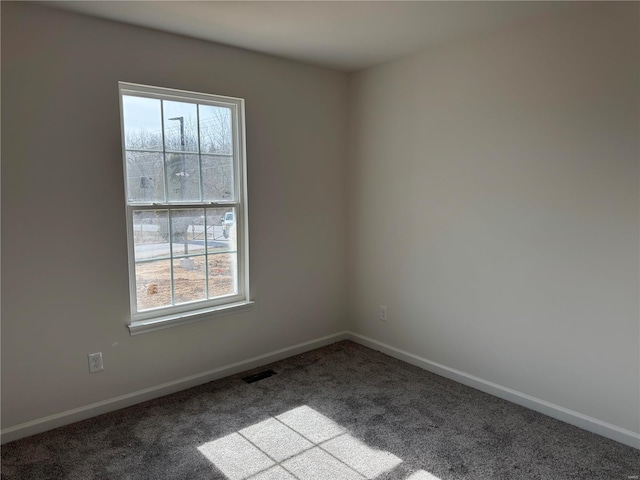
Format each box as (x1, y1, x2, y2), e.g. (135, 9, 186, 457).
(379, 305, 388, 322)
(88, 352, 103, 373)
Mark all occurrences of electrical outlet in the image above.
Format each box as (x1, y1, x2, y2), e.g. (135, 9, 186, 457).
(88, 352, 103, 373)
(379, 305, 388, 322)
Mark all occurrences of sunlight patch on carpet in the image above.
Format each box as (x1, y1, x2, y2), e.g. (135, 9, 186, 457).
(276, 405, 345, 443)
(198, 432, 273, 479)
(321, 433, 402, 478)
(197, 405, 428, 480)
(240, 417, 313, 462)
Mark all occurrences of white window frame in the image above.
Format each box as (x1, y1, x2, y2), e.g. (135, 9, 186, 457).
(119, 82, 252, 335)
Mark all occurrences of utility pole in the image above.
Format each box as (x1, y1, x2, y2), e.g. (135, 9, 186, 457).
(169, 116, 189, 254)
(169, 116, 185, 147)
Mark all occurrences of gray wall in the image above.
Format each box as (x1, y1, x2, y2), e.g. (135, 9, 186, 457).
(1, 2, 348, 429)
(348, 2, 639, 434)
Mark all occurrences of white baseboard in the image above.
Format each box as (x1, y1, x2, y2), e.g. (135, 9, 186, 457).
(4, 330, 638, 450)
(346, 332, 640, 450)
(0, 331, 350, 444)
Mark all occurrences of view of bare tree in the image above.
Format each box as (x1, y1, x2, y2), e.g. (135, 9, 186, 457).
(125, 106, 234, 204)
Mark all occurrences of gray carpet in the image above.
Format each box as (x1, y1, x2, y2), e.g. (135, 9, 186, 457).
(1, 341, 638, 479)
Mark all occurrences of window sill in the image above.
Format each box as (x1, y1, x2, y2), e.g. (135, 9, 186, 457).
(128, 300, 254, 335)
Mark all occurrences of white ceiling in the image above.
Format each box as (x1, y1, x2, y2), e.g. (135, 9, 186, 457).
(44, 1, 579, 72)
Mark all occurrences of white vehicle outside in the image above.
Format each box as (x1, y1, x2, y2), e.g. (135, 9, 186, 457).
(222, 211, 235, 239)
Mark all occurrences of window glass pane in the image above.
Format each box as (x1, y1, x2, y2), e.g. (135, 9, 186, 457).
(199, 105, 233, 155)
(126, 152, 165, 203)
(135, 259, 172, 311)
(171, 209, 205, 257)
(173, 256, 206, 304)
(163, 101, 198, 152)
(208, 252, 237, 298)
(166, 154, 201, 202)
(122, 96, 163, 151)
(202, 155, 235, 202)
(133, 210, 170, 261)
(206, 208, 237, 253)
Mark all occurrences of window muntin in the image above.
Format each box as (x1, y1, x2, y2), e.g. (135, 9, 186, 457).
(119, 83, 249, 330)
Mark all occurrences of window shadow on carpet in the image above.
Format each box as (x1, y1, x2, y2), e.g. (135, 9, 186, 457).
(198, 405, 440, 480)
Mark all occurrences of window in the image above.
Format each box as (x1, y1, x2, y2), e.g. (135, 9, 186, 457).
(119, 82, 251, 334)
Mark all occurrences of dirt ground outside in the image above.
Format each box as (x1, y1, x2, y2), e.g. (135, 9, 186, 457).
(135, 253, 236, 311)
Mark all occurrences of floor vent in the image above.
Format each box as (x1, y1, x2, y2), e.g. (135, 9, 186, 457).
(242, 370, 277, 384)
